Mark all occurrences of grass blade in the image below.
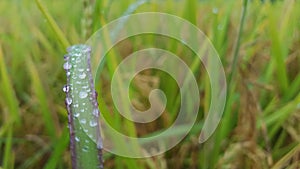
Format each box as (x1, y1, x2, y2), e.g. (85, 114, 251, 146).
(0, 43, 21, 124)
(44, 127, 70, 169)
(64, 44, 103, 169)
(35, 0, 70, 49)
(26, 57, 57, 140)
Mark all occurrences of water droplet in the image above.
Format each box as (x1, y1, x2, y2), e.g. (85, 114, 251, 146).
(97, 139, 103, 149)
(78, 68, 84, 72)
(67, 45, 77, 52)
(82, 146, 89, 152)
(75, 136, 80, 142)
(79, 72, 86, 79)
(212, 7, 218, 14)
(75, 58, 81, 63)
(82, 46, 91, 53)
(85, 139, 90, 143)
(92, 109, 99, 117)
(74, 53, 81, 57)
(74, 112, 80, 117)
(82, 85, 89, 89)
(80, 109, 85, 113)
(74, 104, 79, 108)
(80, 119, 86, 124)
(63, 62, 72, 70)
(66, 71, 71, 77)
(64, 54, 69, 61)
(79, 91, 88, 98)
(65, 97, 72, 105)
(89, 119, 97, 127)
(63, 85, 70, 93)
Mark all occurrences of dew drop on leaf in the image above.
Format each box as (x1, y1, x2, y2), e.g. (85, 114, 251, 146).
(80, 119, 87, 124)
(65, 97, 72, 105)
(89, 119, 97, 127)
(74, 112, 80, 117)
(82, 85, 89, 89)
(78, 72, 86, 79)
(82, 146, 89, 152)
(63, 62, 72, 70)
(63, 85, 70, 93)
(92, 109, 99, 117)
(64, 54, 69, 61)
(74, 53, 81, 57)
(79, 91, 88, 98)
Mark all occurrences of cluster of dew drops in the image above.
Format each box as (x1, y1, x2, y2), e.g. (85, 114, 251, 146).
(62, 45, 101, 145)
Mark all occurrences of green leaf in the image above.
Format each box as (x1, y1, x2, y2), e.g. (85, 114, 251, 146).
(64, 44, 103, 169)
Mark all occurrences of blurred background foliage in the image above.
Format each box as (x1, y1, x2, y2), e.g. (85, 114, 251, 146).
(0, 0, 300, 168)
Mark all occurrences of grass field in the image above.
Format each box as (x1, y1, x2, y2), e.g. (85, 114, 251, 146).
(0, 0, 300, 168)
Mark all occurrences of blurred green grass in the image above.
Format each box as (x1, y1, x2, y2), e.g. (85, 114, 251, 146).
(0, 0, 300, 168)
